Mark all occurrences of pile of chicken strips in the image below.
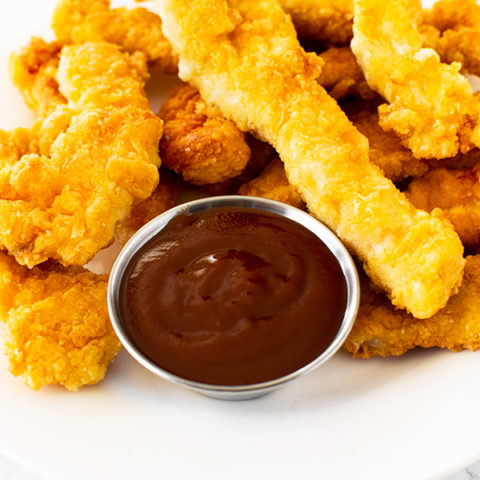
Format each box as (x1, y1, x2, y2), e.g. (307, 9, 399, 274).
(1, 0, 479, 391)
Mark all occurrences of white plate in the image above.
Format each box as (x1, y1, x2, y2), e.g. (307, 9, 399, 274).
(0, 1, 479, 479)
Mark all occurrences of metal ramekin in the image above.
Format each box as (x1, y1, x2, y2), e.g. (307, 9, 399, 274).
(108, 196, 360, 400)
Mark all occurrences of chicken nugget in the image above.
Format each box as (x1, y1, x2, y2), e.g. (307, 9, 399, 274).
(0, 252, 121, 390)
(159, 83, 251, 185)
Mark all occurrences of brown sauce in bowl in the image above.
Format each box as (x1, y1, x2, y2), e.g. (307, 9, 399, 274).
(119, 207, 348, 386)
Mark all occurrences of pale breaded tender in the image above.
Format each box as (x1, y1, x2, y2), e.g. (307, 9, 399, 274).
(9, 38, 65, 118)
(52, 0, 178, 73)
(345, 256, 480, 358)
(157, 0, 465, 319)
(238, 157, 304, 209)
(349, 109, 429, 181)
(0, 43, 162, 267)
(406, 163, 480, 248)
(116, 181, 178, 245)
(279, 0, 353, 46)
(317, 47, 376, 100)
(0, 252, 121, 390)
(159, 83, 251, 184)
(352, 0, 480, 159)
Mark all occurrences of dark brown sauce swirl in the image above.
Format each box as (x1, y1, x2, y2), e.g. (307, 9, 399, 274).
(120, 207, 347, 385)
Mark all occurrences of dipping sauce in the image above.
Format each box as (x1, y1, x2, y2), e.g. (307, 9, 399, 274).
(119, 207, 348, 386)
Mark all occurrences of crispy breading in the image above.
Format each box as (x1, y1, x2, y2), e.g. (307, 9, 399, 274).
(9, 38, 65, 118)
(317, 47, 376, 100)
(352, 0, 480, 159)
(279, 0, 353, 46)
(420, 0, 480, 78)
(238, 157, 304, 209)
(115, 181, 178, 245)
(406, 163, 480, 248)
(159, 83, 251, 185)
(157, 0, 465, 319)
(0, 252, 121, 390)
(344, 255, 480, 358)
(52, 0, 178, 73)
(0, 42, 162, 267)
(349, 109, 430, 181)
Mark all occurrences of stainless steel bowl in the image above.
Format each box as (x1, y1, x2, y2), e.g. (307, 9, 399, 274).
(108, 196, 360, 400)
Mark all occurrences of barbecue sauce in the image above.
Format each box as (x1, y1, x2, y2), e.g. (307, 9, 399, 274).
(120, 207, 347, 385)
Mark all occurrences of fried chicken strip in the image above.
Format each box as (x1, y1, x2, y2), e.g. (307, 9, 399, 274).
(159, 83, 251, 184)
(0, 42, 162, 267)
(238, 157, 304, 209)
(351, 0, 480, 159)
(0, 252, 121, 390)
(406, 162, 480, 248)
(344, 255, 480, 358)
(157, 0, 465, 319)
(52, 0, 177, 73)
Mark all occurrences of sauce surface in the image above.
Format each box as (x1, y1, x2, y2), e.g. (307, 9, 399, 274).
(120, 207, 347, 385)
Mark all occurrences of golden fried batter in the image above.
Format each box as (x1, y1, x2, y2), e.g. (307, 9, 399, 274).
(406, 163, 480, 248)
(159, 83, 251, 185)
(420, 0, 480, 77)
(238, 157, 304, 209)
(0, 42, 162, 267)
(0, 252, 121, 390)
(352, 0, 480, 159)
(317, 47, 376, 100)
(115, 181, 178, 245)
(158, 0, 465, 319)
(279, 0, 353, 46)
(345, 255, 480, 358)
(9, 38, 65, 118)
(52, 0, 178, 73)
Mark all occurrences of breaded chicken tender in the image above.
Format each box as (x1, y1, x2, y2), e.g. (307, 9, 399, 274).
(238, 157, 304, 209)
(9, 38, 65, 118)
(344, 255, 480, 358)
(115, 181, 178, 245)
(349, 109, 430, 181)
(0, 252, 121, 390)
(352, 0, 480, 159)
(0, 42, 162, 267)
(317, 47, 376, 100)
(406, 163, 480, 248)
(159, 83, 251, 185)
(52, 0, 178, 73)
(157, 0, 465, 319)
(279, 0, 353, 46)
